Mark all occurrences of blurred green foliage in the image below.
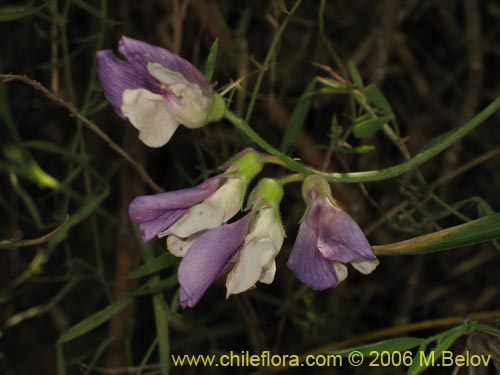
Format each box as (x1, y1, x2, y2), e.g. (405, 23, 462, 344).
(1, 1, 500, 374)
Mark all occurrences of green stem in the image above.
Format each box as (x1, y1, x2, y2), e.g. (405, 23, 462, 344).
(276, 174, 303, 185)
(225, 110, 309, 174)
(244, 0, 303, 123)
(225, 94, 500, 183)
(61, 0, 76, 105)
(138, 232, 170, 375)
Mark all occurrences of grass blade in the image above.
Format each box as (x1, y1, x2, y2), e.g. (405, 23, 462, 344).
(364, 85, 393, 114)
(353, 116, 392, 138)
(128, 253, 176, 279)
(0, 3, 47, 22)
(331, 337, 425, 357)
(374, 213, 500, 255)
(348, 61, 363, 89)
(57, 297, 133, 345)
(204, 38, 219, 82)
(281, 80, 316, 152)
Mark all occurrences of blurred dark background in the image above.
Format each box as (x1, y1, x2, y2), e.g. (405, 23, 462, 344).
(1, 1, 499, 374)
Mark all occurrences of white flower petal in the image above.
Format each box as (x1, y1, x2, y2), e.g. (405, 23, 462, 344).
(225, 238, 277, 297)
(245, 207, 285, 250)
(147, 63, 212, 128)
(225, 207, 285, 297)
(258, 259, 276, 284)
(220, 178, 245, 221)
(166, 235, 196, 257)
(148, 63, 189, 90)
(121, 88, 180, 147)
(351, 258, 380, 274)
(332, 262, 348, 284)
(164, 178, 243, 238)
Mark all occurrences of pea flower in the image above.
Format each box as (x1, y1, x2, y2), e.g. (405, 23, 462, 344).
(177, 178, 285, 308)
(97, 36, 223, 147)
(129, 149, 263, 243)
(225, 178, 285, 297)
(177, 213, 253, 308)
(287, 175, 379, 290)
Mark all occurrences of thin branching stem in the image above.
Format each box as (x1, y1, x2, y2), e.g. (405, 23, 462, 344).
(0, 74, 163, 193)
(225, 93, 500, 183)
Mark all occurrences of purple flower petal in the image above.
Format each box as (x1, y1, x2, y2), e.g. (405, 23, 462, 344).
(178, 213, 253, 308)
(96, 50, 158, 117)
(139, 209, 185, 243)
(129, 176, 223, 222)
(314, 198, 376, 263)
(118, 36, 209, 90)
(288, 176, 378, 290)
(129, 176, 224, 242)
(287, 216, 339, 290)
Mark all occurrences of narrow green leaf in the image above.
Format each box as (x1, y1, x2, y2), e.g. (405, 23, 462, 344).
(235, 7, 252, 44)
(8, 172, 43, 227)
(316, 76, 348, 90)
(475, 323, 500, 337)
(131, 275, 178, 297)
(353, 116, 392, 138)
(22, 140, 87, 161)
(412, 325, 468, 375)
(84, 337, 115, 375)
(48, 186, 110, 246)
(331, 337, 425, 357)
(433, 325, 468, 356)
(0, 4, 45, 22)
(57, 297, 132, 345)
(128, 253, 176, 279)
(281, 80, 316, 152)
(340, 145, 376, 154)
(374, 213, 500, 256)
(1, 281, 73, 325)
(244, 0, 304, 123)
(45, 279, 78, 311)
(276, 0, 288, 12)
(407, 323, 474, 375)
(318, 87, 349, 95)
(170, 289, 180, 315)
(3, 144, 60, 189)
(204, 38, 219, 82)
(133, 225, 170, 375)
(135, 338, 159, 375)
(407, 343, 427, 375)
(364, 85, 393, 114)
(330, 116, 339, 144)
(476, 199, 495, 216)
(348, 61, 364, 88)
(71, 0, 112, 21)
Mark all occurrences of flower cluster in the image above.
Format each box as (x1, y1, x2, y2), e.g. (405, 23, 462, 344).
(97, 37, 379, 308)
(129, 150, 285, 308)
(97, 36, 223, 148)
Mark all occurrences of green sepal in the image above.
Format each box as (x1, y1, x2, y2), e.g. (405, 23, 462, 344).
(208, 93, 226, 122)
(302, 175, 333, 203)
(247, 178, 284, 211)
(223, 148, 264, 206)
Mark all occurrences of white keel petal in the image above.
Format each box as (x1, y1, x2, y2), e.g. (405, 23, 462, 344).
(122, 88, 179, 147)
